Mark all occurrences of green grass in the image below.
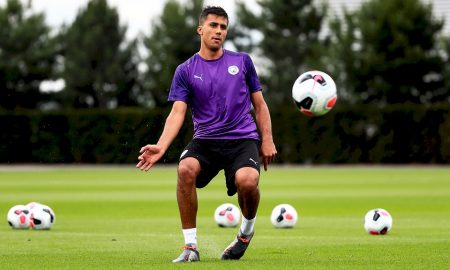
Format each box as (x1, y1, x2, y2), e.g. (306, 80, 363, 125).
(0, 166, 449, 269)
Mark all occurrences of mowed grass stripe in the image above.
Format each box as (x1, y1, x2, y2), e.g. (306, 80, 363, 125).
(0, 166, 449, 270)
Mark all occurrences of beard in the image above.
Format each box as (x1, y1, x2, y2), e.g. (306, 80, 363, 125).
(202, 37, 224, 52)
(209, 46, 220, 52)
(206, 43, 221, 52)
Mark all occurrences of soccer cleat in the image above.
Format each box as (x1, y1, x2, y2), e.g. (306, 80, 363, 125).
(172, 244, 200, 263)
(221, 231, 254, 260)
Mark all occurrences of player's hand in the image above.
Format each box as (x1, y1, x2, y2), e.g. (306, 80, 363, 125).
(136, 144, 165, 172)
(260, 140, 277, 171)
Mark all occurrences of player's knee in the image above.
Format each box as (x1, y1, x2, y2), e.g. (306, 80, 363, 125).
(235, 168, 259, 192)
(177, 159, 199, 186)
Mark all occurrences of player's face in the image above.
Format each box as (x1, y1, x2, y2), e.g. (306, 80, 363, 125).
(197, 14, 228, 52)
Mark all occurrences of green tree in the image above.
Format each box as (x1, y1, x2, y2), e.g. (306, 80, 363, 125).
(61, 0, 141, 108)
(232, 0, 328, 106)
(0, 0, 59, 110)
(114, 39, 142, 107)
(441, 36, 450, 101)
(143, 0, 203, 108)
(327, 0, 445, 105)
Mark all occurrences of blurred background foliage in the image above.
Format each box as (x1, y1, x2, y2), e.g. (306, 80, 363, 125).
(0, 0, 449, 164)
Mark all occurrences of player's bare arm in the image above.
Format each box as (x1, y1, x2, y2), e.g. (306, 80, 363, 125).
(251, 91, 277, 171)
(136, 101, 187, 171)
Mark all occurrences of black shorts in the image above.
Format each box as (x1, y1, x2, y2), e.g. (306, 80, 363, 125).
(179, 138, 261, 196)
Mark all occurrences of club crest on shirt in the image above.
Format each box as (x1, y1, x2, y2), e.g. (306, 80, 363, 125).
(228, 65, 239, 75)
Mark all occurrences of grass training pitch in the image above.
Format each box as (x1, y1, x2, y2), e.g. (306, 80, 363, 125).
(1, 166, 449, 269)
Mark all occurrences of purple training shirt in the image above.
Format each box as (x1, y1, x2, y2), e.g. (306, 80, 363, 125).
(168, 50, 262, 140)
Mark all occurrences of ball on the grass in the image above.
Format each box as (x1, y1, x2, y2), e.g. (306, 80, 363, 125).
(270, 204, 298, 228)
(7, 205, 31, 229)
(364, 208, 392, 235)
(28, 202, 56, 230)
(214, 203, 240, 227)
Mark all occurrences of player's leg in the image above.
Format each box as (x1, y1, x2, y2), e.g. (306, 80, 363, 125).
(173, 139, 220, 263)
(173, 157, 201, 263)
(177, 157, 201, 229)
(221, 139, 260, 260)
(235, 167, 260, 222)
(236, 167, 259, 238)
(221, 167, 259, 260)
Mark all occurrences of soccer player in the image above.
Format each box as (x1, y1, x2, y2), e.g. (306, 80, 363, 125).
(136, 6, 277, 262)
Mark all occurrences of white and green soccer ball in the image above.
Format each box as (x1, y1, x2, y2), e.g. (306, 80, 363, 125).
(364, 208, 393, 235)
(270, 204, 298, 228)
(292, 70, 337, 116)
(214, 203, 240, 228)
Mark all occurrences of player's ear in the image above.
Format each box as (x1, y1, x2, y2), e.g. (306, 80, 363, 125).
(197, 25, 202, 35)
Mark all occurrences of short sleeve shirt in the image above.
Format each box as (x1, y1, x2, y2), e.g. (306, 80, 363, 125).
(168, 50, 262, 140)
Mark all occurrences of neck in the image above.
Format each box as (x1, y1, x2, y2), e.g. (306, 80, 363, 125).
(198, 47, 224, 60)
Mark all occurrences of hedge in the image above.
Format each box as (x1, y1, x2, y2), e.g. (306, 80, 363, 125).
(0, 104, 449, 164)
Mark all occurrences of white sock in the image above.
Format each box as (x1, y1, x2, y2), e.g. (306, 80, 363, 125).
(182, 228, 197, 246)
(240, 216, 256, 236)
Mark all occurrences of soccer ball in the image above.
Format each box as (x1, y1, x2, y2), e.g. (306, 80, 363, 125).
(270, 204, 298, 228)
(26, 201, 43, 210)
(364, 208, 393, 235)
(28, 202, 56, 230)
(7, 205, 31, 229)
(292, 70, 337, 116)
(214, 203, 240, 227)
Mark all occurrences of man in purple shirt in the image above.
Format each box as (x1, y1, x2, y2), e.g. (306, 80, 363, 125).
(136, 6, 277, 263)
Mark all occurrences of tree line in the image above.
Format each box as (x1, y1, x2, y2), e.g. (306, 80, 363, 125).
(1, 0, 449, 112)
